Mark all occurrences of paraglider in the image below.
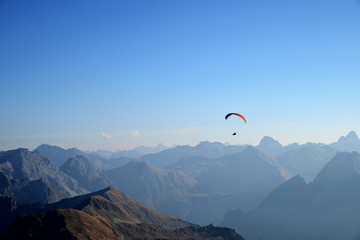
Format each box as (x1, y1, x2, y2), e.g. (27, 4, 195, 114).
(225, 113, 246, 136)
(225, 113, 246, 123)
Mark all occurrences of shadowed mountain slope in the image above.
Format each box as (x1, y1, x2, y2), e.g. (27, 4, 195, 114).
(275, 144, 337, 182)
(0, 171, 65, 205)
(4, 209, 119, 240)
(106, 161, 196, 209)
(60, 155, 113, 192)
(221, 151, 360, 240)
(0, 148, 87, 197)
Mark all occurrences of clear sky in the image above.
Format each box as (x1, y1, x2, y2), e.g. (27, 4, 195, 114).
(1, 0, 360, 151)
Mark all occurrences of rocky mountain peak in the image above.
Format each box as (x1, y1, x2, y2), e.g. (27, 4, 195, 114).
(60, 155, 112, 192)
(331, 131, 360, 152)
(338, 131, 359, 143)
(257, 136, 284, 155)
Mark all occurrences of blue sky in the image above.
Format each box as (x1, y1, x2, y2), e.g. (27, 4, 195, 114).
(1, 0, 360, 151)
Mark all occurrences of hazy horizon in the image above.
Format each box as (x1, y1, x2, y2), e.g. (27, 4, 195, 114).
(0, 130, 358, 153)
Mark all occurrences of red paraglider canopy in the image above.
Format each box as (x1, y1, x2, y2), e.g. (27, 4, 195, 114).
(225, 113, 247, 123)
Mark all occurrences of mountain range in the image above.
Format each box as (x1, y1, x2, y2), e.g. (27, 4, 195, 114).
(139, 141, 247, 168)
(1, 130, 360, 238)
(36, 144, 134, 170)
(92, 143, 171, 159)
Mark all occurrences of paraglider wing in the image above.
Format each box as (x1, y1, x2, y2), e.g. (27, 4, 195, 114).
(225, 113, 247, 123)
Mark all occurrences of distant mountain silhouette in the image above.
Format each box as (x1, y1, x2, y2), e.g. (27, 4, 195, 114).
(95, 156, 133, 170)
(134, 143, 170, 154)
(35, 144, 84, 166)
(36, 144, 136, 170)
(92, 143, 171, 159)
(139, 141, 246, 168)
(90, 149, 116, 159)
(114, 143, 171, 158)
(276, 143, 337, 182)
(257, 136, 285, 155)
(2, 186, 245, 240)
(221, 151, 360, 240)
(60, 155, 113, 192)
(256, 136, 303, 156)
(331, 131, 360, 152)
(35, 144, 108, 168)
(0, 148, 87, 197)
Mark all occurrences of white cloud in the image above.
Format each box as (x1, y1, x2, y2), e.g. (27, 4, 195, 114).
(101, 132, 112, 140)
(129, 129, 140, 137)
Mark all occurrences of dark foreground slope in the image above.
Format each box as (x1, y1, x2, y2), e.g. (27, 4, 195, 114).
(2, 186, 244, 240)
(4, 209, 120, 240)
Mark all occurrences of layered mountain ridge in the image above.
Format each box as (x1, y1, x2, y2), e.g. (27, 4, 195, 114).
(221, 151, 360, 240)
